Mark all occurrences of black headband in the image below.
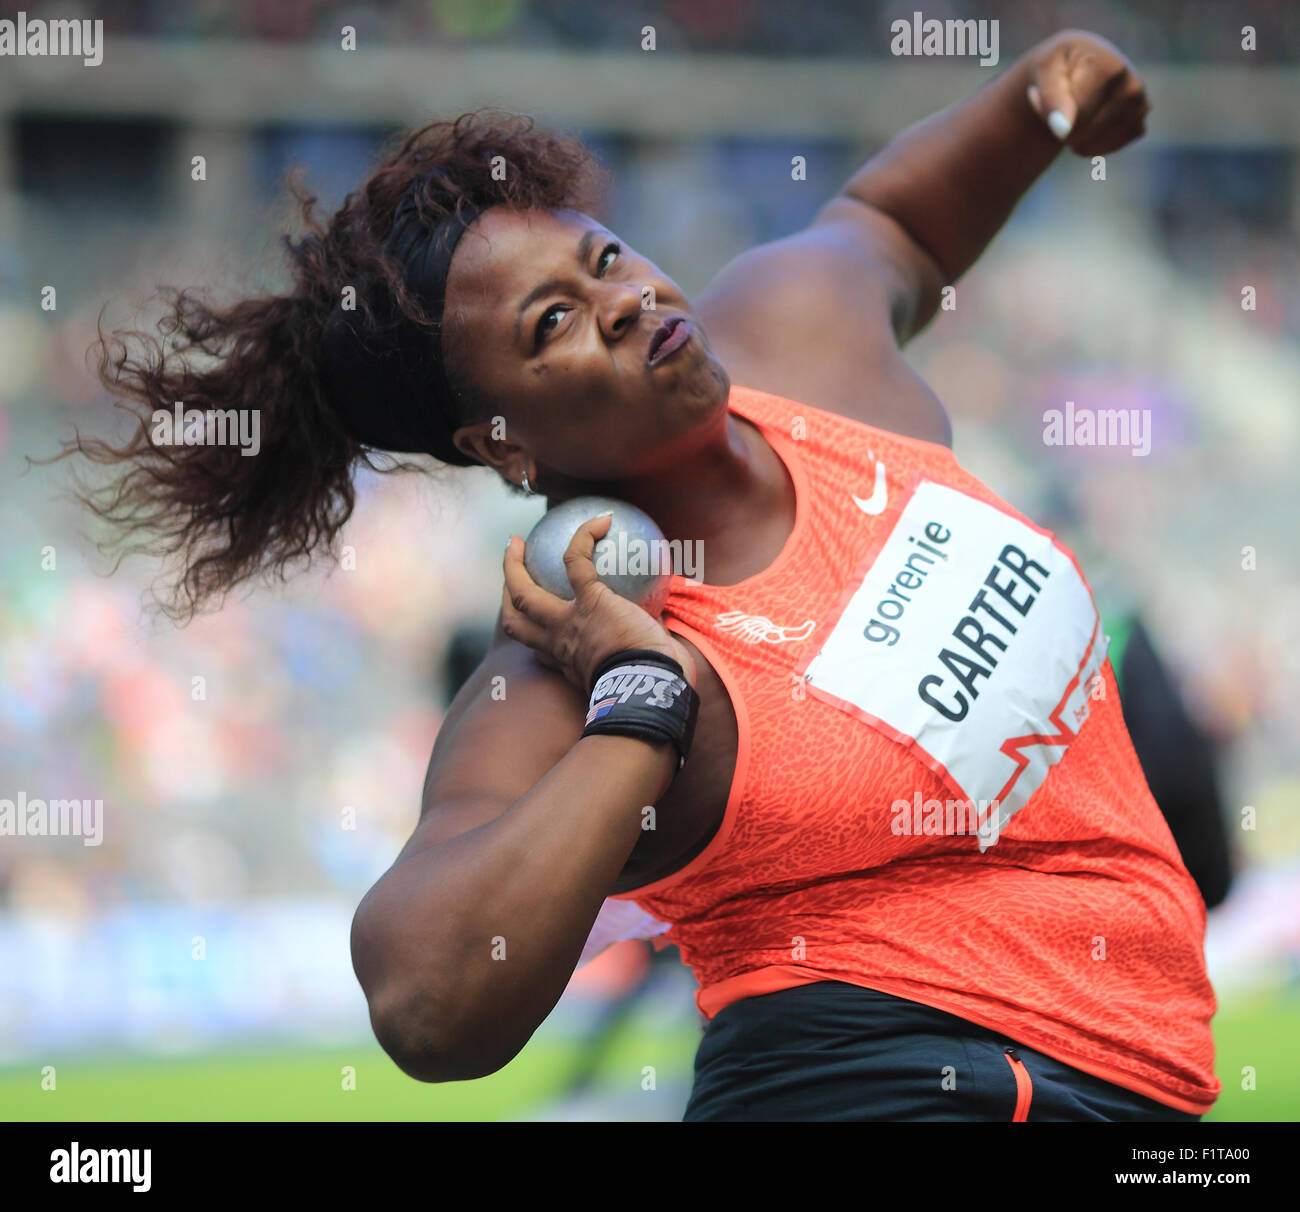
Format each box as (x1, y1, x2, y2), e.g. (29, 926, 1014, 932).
(318, 181, 489, 463)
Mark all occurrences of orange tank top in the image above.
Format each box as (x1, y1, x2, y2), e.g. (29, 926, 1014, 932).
(609, 384, 1220, 1116)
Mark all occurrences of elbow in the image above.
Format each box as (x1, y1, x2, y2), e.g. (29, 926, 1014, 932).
(351, 912, 459, 1082)
(351, 892, 522, 1082)
(368, 985, 511, 1084)
(369, 995, 454, 1083)
(362, 956, 528, 1082)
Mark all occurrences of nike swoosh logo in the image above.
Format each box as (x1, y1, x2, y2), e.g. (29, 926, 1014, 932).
(851, 455, 888, 515)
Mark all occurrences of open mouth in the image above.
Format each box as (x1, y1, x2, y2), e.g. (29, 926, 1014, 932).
(647, 315, 691, 366)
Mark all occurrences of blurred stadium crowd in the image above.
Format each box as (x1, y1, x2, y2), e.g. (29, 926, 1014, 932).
(0, 1, 1296, 1114)
(63, 0, 1299, 63)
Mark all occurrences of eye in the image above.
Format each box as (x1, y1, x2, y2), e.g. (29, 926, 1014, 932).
(597, 242, 620, 275)
(535, 304, 569, 348)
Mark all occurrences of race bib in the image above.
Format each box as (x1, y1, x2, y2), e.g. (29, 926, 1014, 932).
(799, 480, 1107, 851)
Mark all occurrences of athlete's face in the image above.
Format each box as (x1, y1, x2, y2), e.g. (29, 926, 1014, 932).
(444, 206, 730, 484)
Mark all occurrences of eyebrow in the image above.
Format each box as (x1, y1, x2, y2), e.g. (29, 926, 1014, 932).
(514, 228, 602, 346)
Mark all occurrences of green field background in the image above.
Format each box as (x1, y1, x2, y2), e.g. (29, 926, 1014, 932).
(3, 993, 1295, 1122)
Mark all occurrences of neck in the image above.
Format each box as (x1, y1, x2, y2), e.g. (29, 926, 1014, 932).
(543, 408, 792, 585)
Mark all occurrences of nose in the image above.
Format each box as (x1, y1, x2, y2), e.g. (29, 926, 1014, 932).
(597, 281, 649, 344)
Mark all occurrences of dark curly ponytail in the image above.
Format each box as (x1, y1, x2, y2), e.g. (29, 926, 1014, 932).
(35, 109, 608, 623)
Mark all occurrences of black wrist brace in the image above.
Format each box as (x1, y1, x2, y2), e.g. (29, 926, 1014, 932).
(581, 648, 700, 772)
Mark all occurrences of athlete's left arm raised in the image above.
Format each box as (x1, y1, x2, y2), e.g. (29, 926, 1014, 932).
(826, 28, 1151, 344)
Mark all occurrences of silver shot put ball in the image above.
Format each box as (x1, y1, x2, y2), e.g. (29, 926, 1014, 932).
(522, 495, 673, 616)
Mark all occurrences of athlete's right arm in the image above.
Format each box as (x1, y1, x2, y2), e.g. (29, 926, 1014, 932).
(351, 624, 678, 1082)
(351, 514, 693, 1083)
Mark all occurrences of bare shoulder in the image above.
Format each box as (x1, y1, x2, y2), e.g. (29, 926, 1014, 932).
(694, 197, 952, 446)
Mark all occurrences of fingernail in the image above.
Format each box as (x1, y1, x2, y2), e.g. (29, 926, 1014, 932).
(1047, 110, 1073, 140)
(595, 510, 613, 518)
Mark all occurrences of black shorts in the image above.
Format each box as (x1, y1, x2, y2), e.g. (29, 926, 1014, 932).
(683, 981, 1203, 1122)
